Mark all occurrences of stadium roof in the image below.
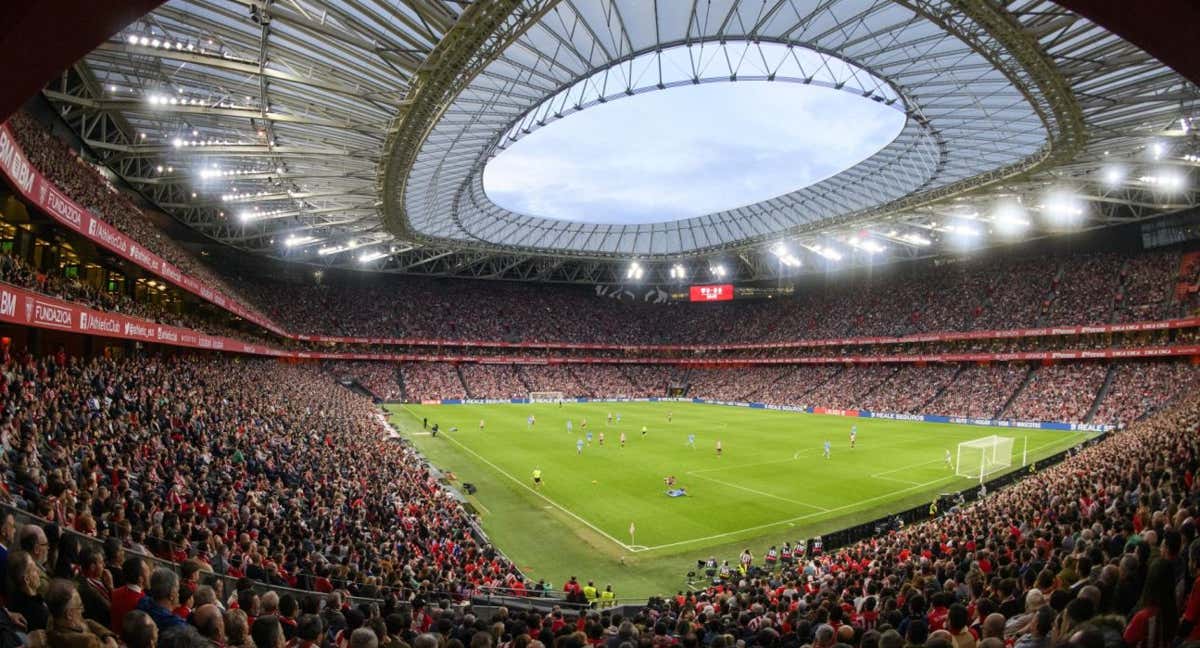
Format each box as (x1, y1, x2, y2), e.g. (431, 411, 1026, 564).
(42, 0, 1200, 283)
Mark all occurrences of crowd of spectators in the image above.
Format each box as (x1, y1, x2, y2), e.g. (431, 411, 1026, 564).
(802, 366, 900, 411)
(8, 357, 1199, 648)
(6, 114, 272, 328)
(384, 359, 1196, 428)
(1116, 251, 1180, 323)
(222, 245, 1191, 347)
(400, 363, 467, 401)
(9, 111, 1200, 363)
(925, 364, 1030, 419)
(0, 352, 534, 618)
(571, 366, 660, 398)
(460, 365, 528, 400)
(1092, 361, 1200, 427)
(642, 388, 1200, 648)
(857, 365, 960, 415)
(686, 368, 793, 402)
(754, 366, 843, 407)
(1043, 253, 1123, 327)
(324, 361, 402, 400)
(1004, 363, 1109, 423)
(520, 366, 589, 399)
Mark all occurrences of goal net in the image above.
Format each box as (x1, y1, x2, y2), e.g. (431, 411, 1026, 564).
(956, 435, 1014, 482)
(529, 391, 565, 403)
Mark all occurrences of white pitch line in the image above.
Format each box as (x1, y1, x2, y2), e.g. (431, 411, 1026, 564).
(641, 435, 1080, 552)
(435, 431, 637, 552)
(686, 472, 829, 511)
(870, 474, 925, 486)
(638, 473, 960, 552)
(687, 455, 809, 476)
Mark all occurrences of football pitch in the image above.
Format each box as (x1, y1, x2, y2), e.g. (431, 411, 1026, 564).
(386, 401, 1088, 599)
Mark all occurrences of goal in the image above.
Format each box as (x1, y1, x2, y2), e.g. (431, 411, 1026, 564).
(956, 435, 1014, 482)
(529, 391, 565, 403)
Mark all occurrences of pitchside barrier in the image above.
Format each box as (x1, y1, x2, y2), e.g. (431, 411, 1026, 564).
(417, 396, 1113, 433)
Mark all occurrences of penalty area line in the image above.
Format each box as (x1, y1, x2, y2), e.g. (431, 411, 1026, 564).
(686, 470, 825, 511)
(640, 473, 961, 553)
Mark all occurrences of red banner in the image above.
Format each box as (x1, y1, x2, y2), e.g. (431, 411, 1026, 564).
(0, 279, 1197, 365)
(0, 281, 284, 356)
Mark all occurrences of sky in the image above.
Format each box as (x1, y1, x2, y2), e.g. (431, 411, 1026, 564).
(482, 81, 906, 226)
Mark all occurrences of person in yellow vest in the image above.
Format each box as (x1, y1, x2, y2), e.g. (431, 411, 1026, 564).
(582, 580, 598, 603)
(929, 497, 938, 517)
(599, 585, 615, 608)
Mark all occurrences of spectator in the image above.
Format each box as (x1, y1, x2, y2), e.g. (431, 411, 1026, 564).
(38, 578, 118, 648)
(251, 614, 287, 648)
(1122, 559, 1177, 648)
(121, 610, 158, 648)
(6, 550, 48, 632)
(136, 568, 186, 632)
(110, 557, 147, 635)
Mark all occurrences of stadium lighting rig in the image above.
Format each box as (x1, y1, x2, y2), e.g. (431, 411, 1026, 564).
(668, 264, 687, 280)
(1138, 172, 1188, 192)
(990, 201, 1031, 238)
(770, 243, 802, 267)
(358, 250, 389, 264)
(1037, 189, 1088, 228)
(803, 243, 843, 262)
(625, 261, 645, 281)
(283, 235, 319, 248)
(709, 264, 728, 279)
(844, 235, 885, 255)
(1102, 166, 1127, 187)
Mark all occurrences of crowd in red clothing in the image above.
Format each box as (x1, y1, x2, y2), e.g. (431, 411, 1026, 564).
(0, 352, 537, 615)
(385, 359, 1197, 429)
(226, 245, 1193, 346)
(323, 361, 402, 401)
(6, 114, 271, 328)
(649, 390, 1200, 648)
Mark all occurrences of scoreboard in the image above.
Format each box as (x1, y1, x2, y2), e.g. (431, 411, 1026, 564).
(688, 284, 734, 302)
(674, 284, 793, 302)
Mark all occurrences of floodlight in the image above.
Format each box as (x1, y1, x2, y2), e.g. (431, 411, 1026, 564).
(1039, 189, 1087, 228)
(991, 201, 1030, 237)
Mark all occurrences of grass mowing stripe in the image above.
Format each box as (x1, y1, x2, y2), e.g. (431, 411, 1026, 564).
(389, 402, 1088, 595)
(435, 428, 637, 552)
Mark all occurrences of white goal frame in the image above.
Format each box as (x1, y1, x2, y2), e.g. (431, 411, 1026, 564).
(955, 435, 1014, 483)
(529, 391, 565, 403)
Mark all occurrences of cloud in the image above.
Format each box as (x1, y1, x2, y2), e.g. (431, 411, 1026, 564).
(483, 81, 905, 225)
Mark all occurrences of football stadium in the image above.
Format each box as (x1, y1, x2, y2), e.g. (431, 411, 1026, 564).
(1, 1, 1200, 647)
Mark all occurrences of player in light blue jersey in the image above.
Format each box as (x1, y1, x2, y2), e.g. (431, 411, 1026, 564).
(566, 419, 573, 433)
(527, 415, 535, 429)
(823, 440, 831, 459)
(586, 431, 593, 445)
(687, 433, 696, 449)
(850, 426, 857, 449)
(576, 438, 584, 455)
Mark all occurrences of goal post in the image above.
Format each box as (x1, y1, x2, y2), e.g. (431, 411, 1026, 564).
(955, 435, 1014, 483)
(529, 391, 565, 403)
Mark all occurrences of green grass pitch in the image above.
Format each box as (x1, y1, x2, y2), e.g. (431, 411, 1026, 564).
(386, 401, 1088, 600)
